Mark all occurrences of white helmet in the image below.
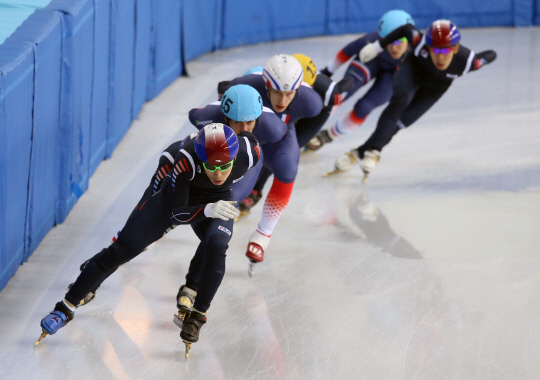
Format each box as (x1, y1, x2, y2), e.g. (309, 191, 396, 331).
(262, 54, 303, 91)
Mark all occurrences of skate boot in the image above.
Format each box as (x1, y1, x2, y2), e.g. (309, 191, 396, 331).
(66, 260, 98, 307)
(246, 230, 271, 277)
(324, 149, 360, 176)
(304, 129, 336, 152)
(35, 301, 75, 346)
(180, 310, 207, 359)
(236, 189, 263, 221)
(360, 149, 380, 182)
(173, 285, 197, 329)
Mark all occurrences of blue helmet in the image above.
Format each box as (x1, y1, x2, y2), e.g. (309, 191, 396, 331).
(221, 84, 263, 122)
(194, 123, 239, 165)
(243, 66, 264, 75)
(378, 10, 415, 38)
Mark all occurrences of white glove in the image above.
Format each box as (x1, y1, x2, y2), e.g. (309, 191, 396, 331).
(359, 41, 383, 63)
(204, 200, 239, 221)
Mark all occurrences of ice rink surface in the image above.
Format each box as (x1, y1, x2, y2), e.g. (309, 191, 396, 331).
(1, 27, 540, 379)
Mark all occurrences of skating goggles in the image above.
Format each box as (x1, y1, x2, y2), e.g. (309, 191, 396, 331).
(202, 160, 234, 172)
(389, 37, 407, 46)
(429, 47, 453, 55)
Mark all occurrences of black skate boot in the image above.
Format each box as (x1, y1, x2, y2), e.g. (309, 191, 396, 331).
(180, 311, 207, 359)
(236, 189, 263, 221)
(173, 284, 197, 329)
(304, 130, 335, 152)
(35, 301, 75, 346)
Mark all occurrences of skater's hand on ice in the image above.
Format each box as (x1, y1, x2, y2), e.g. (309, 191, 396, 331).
(359, 41, 382, 63)
(205, 200, 239, 221)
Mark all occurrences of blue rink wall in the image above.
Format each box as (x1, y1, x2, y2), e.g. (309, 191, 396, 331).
(0, 0, 538, 291)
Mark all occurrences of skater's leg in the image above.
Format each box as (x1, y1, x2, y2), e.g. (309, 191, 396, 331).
(398, 85, 447, 128)
(254, 166, 273, 193)
(295, 111, 331, 148)
(246, 129, 299, 264)
(190, 217, 234, 313)
(330, 66, 392, 138)
(65, 193, 173, 306)
(355, 57, 419, 157)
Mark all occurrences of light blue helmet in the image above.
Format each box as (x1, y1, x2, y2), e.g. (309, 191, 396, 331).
(221, 84, 263, 122)
(244, 66, 264, 76)
(378, 10, 415, 38)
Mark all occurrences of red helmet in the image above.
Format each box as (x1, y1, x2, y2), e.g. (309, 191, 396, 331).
(425, 20, 461, 48)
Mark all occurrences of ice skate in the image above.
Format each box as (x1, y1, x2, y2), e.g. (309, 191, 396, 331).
(360, 149, 380, 182)
(236, 189, 262, 222)
(324, 149, 360, 176)
(246, 230, 271, 277)
(180, 311, 207, 359)
(35, 301, 74, 346)
(304, 130, 336, 152)
(173, 285, 197, 329)
(234, 208, 251, 222)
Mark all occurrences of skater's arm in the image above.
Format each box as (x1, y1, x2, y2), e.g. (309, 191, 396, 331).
(149, 141, 181, 195)
(238, 131, 262, 169)
(166, 152, 208, 225)
(325, 35, 373, 74)
(468, 50, 497, 72)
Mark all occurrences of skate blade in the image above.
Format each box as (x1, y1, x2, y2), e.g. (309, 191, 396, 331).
(34, 331, 47, 346)
(362, 170, 369, 183)
(173, 312, 187, 329)
(234, 209, 250, 222)
(323, 168, 347, 177)
(248, 261, 256, 278)
(183, 341, 192, 360)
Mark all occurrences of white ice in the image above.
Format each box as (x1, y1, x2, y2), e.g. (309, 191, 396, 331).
(1, 28, 540, 380)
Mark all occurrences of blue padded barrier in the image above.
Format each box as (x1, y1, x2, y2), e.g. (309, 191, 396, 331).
(220, 0, 272, 49)
(515, 0, 534, 26)
(47, 0, 95, 223)
(7, 10, 63, 259)
(89, 0, 110, 175)
(0, 40, 34, 290)
(147, 0, 182, 99)
(326, 0, 514, 35)
(132, 0, 152, 118)
(271, 0, 326, 41)
(106, 0, 135, 156)
(183, 0, 220, 62)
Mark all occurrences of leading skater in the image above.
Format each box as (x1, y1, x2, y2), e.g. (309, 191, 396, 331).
(304, 10, 414, 151)
(330, 19, 497, 180)
(36, 123, 261, 358)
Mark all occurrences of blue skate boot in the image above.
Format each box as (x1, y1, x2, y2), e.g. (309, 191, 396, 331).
(35, 301, 74, 346)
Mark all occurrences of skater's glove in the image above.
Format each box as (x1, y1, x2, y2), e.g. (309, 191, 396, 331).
(204, 200, 239, 221)
(359, 41, 383, 63)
